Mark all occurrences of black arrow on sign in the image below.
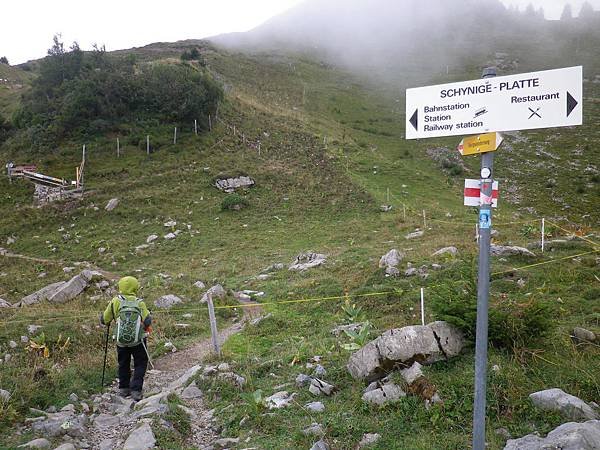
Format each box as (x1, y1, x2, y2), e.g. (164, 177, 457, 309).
(566, 92, 578, 117)
(409, 109, 418, 131)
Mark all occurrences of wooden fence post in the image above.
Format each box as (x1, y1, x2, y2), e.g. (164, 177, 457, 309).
(207, 293, 220, 356)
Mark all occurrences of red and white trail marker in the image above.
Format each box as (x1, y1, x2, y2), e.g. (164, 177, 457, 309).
(464, 179, 498, 207)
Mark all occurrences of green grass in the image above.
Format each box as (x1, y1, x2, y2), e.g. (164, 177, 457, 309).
(0, 39, 599, 449)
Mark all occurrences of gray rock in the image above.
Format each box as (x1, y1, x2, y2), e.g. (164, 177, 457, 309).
(529, 388, 598, 421)
(98, 439, 115, 450)
(214, 176, 255, 192)
(28, 324, 43, 335)
(0, 298, 12, 307)
(213, 437, 240, 449)
(265, 391, 296, 409)
(93, 413, 120, 428)
(406, 230, 424, 239)
(358, 433, 381, 448)
(491, 245, 535, 257)
(289, 252, 327, 271)
(362, 382, 406, 405)
(310, 440, 329, 450)
(133, 404, 168, 418)
(305, 401, 325, 413)
(146, 234, 158, 244)
(53, 444, 76, 450)
(154, 294, 183, 309)
(432, 246, 458, 257)
(218, 372, 246, 388)
(17, 438, 51, 449)
(400, 362, 423, 385)
(309, 378, 335, 396)
(495, 427, 511, 440)
(314, 364, 327, 377)
(18, 281, 66, 307)
(201, 284, 227, 303)
(296, 374, 313, 387)
(68, 393, 78, 403)
(164, 232, 176, 240)
(262, 263, 285, 273)
(123, 423, 156, 450)
(378, 249, 404, 268)
(348, 322, 464, 381)
(7, 339, 16, 348)
(331, 322, 368, 337)
(48, 272, 95, 304)
(0, 389, 11, 401)
(32, 411, 87, 438)
(385, 266, 400, 277)
(303, 423, 325, 436)
(105, 198, 119, 211)
(571, 327, 596, 344)
(504, 420, 600, 450)
(193, 280, 206, 289)
(181, 382, 203, 399)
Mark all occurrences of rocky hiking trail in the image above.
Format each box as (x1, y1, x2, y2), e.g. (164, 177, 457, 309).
(19, 300, 263, 450)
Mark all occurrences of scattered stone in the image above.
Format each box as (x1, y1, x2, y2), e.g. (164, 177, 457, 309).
(400, 362, 424, 385)
(296, 374, 313, 387)
(164, 220, 177, 227)
(48, 270, 103, 304)
(256, 274, 270, 281)
(250, 313, 273, 326)
(0, 298, 11, 308)
(305, 401, 325, 413)
(303, 423, 325, 436)
(18, 281, 66, 307)
(262, 263, 285, 273)
(98, 439, 115, 450)
(9, 340, 17, 348)
(17, 438, 51, 449)
(358, 433, 381, 448)
(331, 322, 368, 337)
(164, 232, 176, 240)
(218, 372, 246, 389)
(490, 245, 535, 257)
(362, 382, 406, 405)
(432, 246, 458, 257)
(21, 335, 29, 343)
(289, 252, 327, 271)
(68, 393, 78, 403)
(504, 419, 600, 450)
(0, 389, 10, 401)
(123, 423, 156, 450)
(380, 205, 392, 212)
(201, 284, 226, 303)
(105, 198, 119, 211)
(571, 327, 596, 344)
(154, 294, 183, 309)
(379, 249, 404, 269)
(164, 342, 177, 353)
(309, 378, 335, 396)
(212, 437, 241, 449)
(32, 410, 87, 438)
(193, 280, 206, 289)
(406, 230, 424, 239)
(146, 235, 158, 244)
(93, 414, 120, 428)
(310, 439, 329, 450)
(265, 391, 296, 409)
(347, 321, 464, 381)
(314, 364, 327, 377)
(135, 244, 149, 252)
(181, 382, 203, 399)
(214, 176, 255, 192)
(529, 388, 598, 421)
(97, 247, 106, 254)
(28, 324, 42, 335)
(53, 444, 76, 450)
(495, 427, 511, 440)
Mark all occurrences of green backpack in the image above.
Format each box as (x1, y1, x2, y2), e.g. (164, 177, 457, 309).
(114, 296, 144, 347)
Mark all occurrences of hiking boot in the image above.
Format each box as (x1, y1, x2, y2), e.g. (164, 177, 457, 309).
(119, 388, 131, 398)
(131, 390, 143, 401)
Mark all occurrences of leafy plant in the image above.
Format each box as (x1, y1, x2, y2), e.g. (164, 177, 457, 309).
(241, 389, 267, 415)
(341, 296, 365, 323)
(28, 333, 49, 358)
(342, 321, 373, 351)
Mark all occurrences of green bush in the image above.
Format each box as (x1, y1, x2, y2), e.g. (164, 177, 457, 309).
(221, 194, 249, 211)
(431, 280, 553, 349)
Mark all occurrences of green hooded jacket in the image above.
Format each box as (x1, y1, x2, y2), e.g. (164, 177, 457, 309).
(101, 276, 151, 327)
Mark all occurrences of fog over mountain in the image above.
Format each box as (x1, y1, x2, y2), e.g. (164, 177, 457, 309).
(212, 0, 599, 82)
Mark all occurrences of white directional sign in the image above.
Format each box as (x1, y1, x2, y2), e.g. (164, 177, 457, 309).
(406, 66, 582, 139)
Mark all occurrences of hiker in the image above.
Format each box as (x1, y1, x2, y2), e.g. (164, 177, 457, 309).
(100, 276, 152, 401)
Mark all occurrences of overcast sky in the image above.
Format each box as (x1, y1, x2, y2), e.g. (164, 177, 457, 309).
(1, 0, 598, 64)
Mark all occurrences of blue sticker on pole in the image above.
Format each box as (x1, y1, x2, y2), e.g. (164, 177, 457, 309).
(479, 209, 491, 229)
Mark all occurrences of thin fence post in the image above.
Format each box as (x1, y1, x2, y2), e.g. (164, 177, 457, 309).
(420, 288, 425, 326)
(194, 119, 198, 135)
(146, 135, 150, 155)
(207, 293, 220, 356)
(117, 138, 120, 158)
(423, 209, 427, 229)
(173, 127, 177, 145)
(541, 218, 545, 252)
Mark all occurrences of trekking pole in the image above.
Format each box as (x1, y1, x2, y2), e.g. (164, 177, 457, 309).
(101, 323, 110, 390)
(141, 334, 155, 369)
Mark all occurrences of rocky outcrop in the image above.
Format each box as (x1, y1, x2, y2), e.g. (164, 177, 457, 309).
(215, 176, 255, 193)
(504, 420, 600, 450)
(154, 294, 183, 309)
(0, 298, 12, 307)
(529, 388, 598, 421)
(48, 270, 103, 304)
(289, 252, 327, 271)
(378, 249, 404, 269)
(17, 282, 66, 307)
(123, 423, 156, 450)
(347, 321, 464, 382)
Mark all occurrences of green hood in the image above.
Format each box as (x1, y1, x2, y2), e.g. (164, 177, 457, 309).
(118, 276, 140, 296)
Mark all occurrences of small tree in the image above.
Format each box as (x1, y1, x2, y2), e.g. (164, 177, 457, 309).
(579, 1, 595, 19)
(0, 56, 8, 65)
(560, 3, 573, 20)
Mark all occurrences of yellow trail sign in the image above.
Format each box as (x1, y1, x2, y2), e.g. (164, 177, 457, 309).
(458, 132, 503, 156)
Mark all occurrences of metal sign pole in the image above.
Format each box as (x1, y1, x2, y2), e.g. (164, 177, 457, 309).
(472, 67, 496, 450)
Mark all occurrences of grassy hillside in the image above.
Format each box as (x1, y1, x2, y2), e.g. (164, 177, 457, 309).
(0, 64, 32, 117)
(0, 35, 599, 450)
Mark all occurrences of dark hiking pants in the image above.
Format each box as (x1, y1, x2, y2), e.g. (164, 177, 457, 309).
(117, 340, 148, 392)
